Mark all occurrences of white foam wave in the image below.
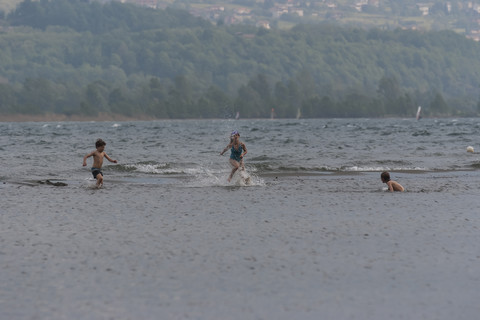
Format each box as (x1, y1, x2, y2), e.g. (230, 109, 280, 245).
(343, 166, 427, 172)
(127, 164, 165, 174)
(125, 163, 191, 174)
(123, 163, 265, 187)
(188, 166, 265, 188)
(126, 163, 230, 176)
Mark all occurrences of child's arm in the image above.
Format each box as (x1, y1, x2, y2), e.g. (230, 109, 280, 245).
(387, 181, 394, 192)
(82, 151, 94, 166)
(388, 183, 393, 192)
(240, 143, 247, 158)
(104, 153, 118, 164)
(220, 143, 232, 156)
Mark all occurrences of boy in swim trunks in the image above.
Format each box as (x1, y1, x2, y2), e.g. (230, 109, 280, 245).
(381, 171, 404, 192)
(220, 130, 247, 182)
(83, 139, 118, 187)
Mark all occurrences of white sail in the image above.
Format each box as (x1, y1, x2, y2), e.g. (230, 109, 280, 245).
(416, 106, 422, 120)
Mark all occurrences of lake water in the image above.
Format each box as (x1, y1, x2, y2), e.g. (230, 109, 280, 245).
(1, 118, 480, 319)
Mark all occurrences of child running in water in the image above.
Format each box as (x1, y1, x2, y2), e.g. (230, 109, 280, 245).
(220, 130, 248, 182)
(381, 171, 404, 192)
(83, 139, 118, 187)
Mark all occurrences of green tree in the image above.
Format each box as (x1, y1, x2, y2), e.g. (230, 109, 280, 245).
(378, 76, 401, 101)
(109, 87, 135, 116)
(235, 85, 265, 118)
(19, 78, 57, 113)
(234, 74, 273, 118)
(82, 81, 109, 115)
(165, 75, 194, 118)
(429, 91, 450, 116)
(141, 77, 168, 118)
(273, 81, 290, 117)
(0, 83, 17, 113)
(196, 85, 231, 118)
(318, 96, 337, 117)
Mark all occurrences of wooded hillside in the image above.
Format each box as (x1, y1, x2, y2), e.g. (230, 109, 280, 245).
(1, 0, 479, 118)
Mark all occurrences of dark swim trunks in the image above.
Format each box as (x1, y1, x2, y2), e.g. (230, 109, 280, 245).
(91, 167, 103, 179)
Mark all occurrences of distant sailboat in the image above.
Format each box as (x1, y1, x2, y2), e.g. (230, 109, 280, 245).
(416, 106, 422, 120)
(235, 111, 240, 120)
(270, 108, 275, 119)
(296, 108, 301, 119)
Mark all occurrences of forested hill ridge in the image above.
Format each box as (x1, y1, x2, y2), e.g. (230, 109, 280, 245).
(1, 0, 480, 119)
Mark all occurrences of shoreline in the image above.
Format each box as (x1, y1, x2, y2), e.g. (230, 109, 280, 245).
(0, 113, 156, 122)
(2, 113, 478, 122)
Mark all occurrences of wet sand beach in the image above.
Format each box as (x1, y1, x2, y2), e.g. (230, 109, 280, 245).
(1, 119, 480, 319)
(1, 171, 480, 320)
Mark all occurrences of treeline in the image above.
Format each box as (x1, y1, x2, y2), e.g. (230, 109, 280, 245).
(8, 0, 211, 33)
(0, 0, 480, 118)
(0, 73, 458, 118)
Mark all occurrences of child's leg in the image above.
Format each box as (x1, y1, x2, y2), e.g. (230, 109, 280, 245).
(228, 159, 240, 182)
(96, 173, 104, 186)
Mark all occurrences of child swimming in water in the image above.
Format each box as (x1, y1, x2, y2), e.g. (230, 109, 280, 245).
(381, 171, 404, 192)
(220, 130, 248, 182)
(82, 139, 118, 187)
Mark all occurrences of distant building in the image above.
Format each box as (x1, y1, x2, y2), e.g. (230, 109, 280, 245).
(210, 6, 225, 12)
(417, 3, 430, 16)
(326, 3, 337, 9)
(271, 5, 289, 18)
(289, 8, 304, 17)
(126, 0, 157, 9)
(446, 2, 452, 13)
(355, 0, 368, 12)
(235, 8, 251, 15)
(256, 20, 271, 29)
(466, 33, 480, 41)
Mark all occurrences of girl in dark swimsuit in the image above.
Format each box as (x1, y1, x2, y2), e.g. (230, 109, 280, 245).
(220, 130, 248, 182)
